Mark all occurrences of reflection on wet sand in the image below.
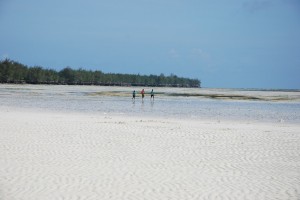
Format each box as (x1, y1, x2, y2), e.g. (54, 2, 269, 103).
(1, 84, 300, 124)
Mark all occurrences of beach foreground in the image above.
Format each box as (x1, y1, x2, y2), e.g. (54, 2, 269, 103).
(0, 109, 299, 200)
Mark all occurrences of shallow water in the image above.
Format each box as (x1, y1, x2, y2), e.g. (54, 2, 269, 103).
(1, 84, 300, 124)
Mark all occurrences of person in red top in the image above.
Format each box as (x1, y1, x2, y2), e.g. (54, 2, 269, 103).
(141, 89, 145, 99)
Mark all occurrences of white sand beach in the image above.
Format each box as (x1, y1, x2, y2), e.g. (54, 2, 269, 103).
(1, 107, 300, 200)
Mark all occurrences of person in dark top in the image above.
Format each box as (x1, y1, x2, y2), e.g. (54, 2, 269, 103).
(132, 90, 136, 99)
(150, 89, 154, 100)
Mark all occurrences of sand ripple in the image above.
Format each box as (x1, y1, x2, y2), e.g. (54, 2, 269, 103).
(1, 110, 300, 200)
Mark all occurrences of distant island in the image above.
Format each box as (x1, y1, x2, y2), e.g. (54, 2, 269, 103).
(0, 59, 200, 88)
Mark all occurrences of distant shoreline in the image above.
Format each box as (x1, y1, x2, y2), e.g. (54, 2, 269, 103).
(200, 87, 300, 93)
(1, 83, 299, 92)
(0, 82, 200, 88)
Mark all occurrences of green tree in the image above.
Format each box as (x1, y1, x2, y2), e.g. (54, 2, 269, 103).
(59, 67, 76, 84)
(26, 66, 45, 83)
(0, 59, 201, 87)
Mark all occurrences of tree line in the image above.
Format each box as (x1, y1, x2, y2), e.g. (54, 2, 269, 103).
(0, 59, 201, 87)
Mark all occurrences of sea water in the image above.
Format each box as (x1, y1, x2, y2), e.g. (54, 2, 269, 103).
(1, 84, 300, 124)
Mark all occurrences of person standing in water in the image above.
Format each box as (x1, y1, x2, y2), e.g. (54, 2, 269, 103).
(141, 89, 145, 100)
(132, 90, 136, 100)
(150, 89, 154, 100)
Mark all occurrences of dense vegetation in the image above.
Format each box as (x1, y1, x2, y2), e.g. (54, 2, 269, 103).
(0, 59, 201, 87)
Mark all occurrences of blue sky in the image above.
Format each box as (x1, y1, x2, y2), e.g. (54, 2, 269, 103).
(1, 0, 300, 89)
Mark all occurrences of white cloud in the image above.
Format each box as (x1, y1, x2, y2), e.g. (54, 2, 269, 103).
(189, 48, 218, 73)
(168, 48, 179, 58)
(191, 48, 210, 61)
